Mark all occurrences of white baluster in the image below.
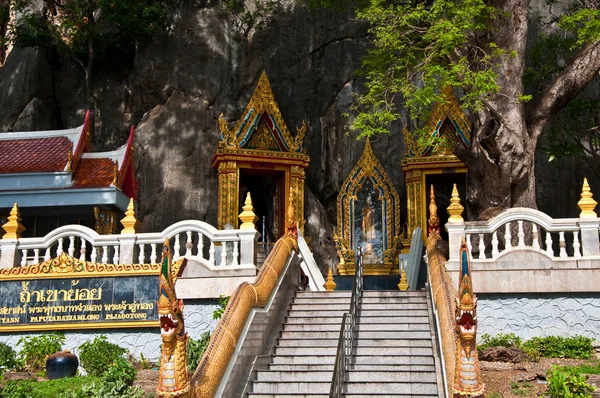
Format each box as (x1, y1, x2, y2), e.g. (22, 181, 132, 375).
(113, 246, 119, 264)
(138, 244, 145, 263)
(232, 241, 239, 266)
(68, 236, 75, 256)
(79, 237, 86, 261)
(220, 242, 227, 266)
(491, 231, 499, 257)
(102, 246, 108, 263)
(33, 249, 39, 264)
(532, 224, 540, 250)
(545, 230, 554, 256)
(150, 244, 157, 263)
(504, 223, 512, 250)
(21, 250, 27, 266)
(174, 234, 181, 260)
(44, 248, 51, 261)
(559, 232, 567, 258)
(186, 231, 193, 257)
(466, 235, 472, 253)
(91, 247, 98, 263)
(573, 231, 581, 258)
(517, 220, 525, 247)
(197, 234, 204, 259)
(478, 234, 486, 259)
(209, 241, 215, 266)
(57, 238, 64, 256)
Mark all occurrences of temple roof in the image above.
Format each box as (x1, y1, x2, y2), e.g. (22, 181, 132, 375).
(0, 112, 137, 211)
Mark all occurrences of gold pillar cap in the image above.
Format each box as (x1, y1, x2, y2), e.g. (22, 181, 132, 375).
(398, 268, 409, 291)
(324, 267, 336, 291)
(239, 193, 258, 229)
(3, 203, 25, 240)
(447, 183, 464, 223)
(120, 198, 139, 234)
(578, 178, 598, 218)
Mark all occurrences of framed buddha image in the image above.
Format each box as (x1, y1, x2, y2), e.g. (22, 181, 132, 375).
(354, 179, 383, 264)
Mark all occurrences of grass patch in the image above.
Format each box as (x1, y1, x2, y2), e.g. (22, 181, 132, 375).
(1, 376, 102, 398)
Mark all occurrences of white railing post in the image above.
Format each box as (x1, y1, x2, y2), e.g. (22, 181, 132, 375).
(578, 219, 600, 256)
(446, 221, 466, 264)
(237, 229, 258, 267)
(119, 235, 137, 264)
(0, 240, 21, 268)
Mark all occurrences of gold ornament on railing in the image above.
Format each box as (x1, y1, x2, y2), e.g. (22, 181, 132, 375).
(239, 193, 258, 229)
(2, 203, 25, 240)
(287, 192, 297, 237)
(120, 198, 138, 234)
(428, 185, 440, 235)
(397, 266, 409, 291)
(447, 183, 464, 223)
(578, 178, 597, 218)
(324, 267, 337, 291)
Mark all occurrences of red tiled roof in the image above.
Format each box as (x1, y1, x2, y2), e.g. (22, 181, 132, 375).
(0, 137, 70, 173)
(73, 158, 114, 188)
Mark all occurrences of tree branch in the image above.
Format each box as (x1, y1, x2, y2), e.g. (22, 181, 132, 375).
(529, 40, 600, 137)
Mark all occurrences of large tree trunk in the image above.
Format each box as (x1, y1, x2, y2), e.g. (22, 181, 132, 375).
(0, 0, 9, 65)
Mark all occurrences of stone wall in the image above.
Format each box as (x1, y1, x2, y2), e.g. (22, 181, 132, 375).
(0, 299, 218, 362)
(478, 293, 600, 341)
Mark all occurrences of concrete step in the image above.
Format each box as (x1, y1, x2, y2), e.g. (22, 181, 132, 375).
(293, 297, 351, 304)
(296, 291, 351, 297)
(345, 382, 438, 395)
(355, 339, 433, 347)
(292, 296, 425, 304)
(362, 291, 426, 297)
(356, 323, 430, 331)
(274, 346, 433, 356)
(354, 330, 431, 339)
(284, 316, 344, 324)
(357, 315, 430, 324)
(359, 309, 429, 316)
(277, 338, 340, 347)
(271, 355, 335, 365)
(255, 370, 333, 382)
(289, 304, 351, 311)
(248, 394, 328, 398)
(353, 355, 434, 365)
(251, 381, 331, 394)
(269, 364, 334, 371)
(288, 310, 350, 317)
(347, 371, 437, 383)
(360, 303, 428, 310)
(349, 364, 436, 372)
(280, 330, 341, 339)
(361, 296, 427, 304)
(283, 323, 343, 332)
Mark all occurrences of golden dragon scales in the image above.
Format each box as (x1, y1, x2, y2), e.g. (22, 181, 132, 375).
(157, 239, 191, 398)
(454, 238, 485, 396)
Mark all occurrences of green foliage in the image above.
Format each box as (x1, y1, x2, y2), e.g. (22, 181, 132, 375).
(17, 332, 65, 373)
(571, 362, 600, 375)
(523, 336, 593, 360)
(188, 331, 211, 373)
(78, 335, 127, 377)
(487, 393, 502, 398)
(510, 381, 533, 396)
(213, 295, 230, 320)
(0, 376, 102, 398)
(547, 364, 596, 398)
(477, 332, 523, 355)
(221, 0, 276, 37)
(0, 342, 19, 376)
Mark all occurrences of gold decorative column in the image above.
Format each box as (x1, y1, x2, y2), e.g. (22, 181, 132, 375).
(324, 268, 337, 291)
(120, 198, 139, 234)
(290, 165, 306, 233)
(217, 161, 239, 229)
(578, 177, 597, 218)
(2, 203, 25, 239)
(239, 193, 258, 229)
(447, 183, 464, 223)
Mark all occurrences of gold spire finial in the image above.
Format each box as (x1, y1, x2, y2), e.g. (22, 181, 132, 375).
(578, 178, 598, 218)
(428, 184, 440, 234)
(287, 191, 297, 237)
(3, 203, 25, 240)
(66, 146, 73, 173)
(112, 161, 119, 186)
(239, 192, 258, 229)
(120, 198, 138, 234)
(324, 267, 337, 291)
(398, 267, 409, 291)
(447, 183, 464, 223)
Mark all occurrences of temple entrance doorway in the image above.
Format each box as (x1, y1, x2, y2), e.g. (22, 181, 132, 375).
(239, 168, 285, 242)
(425, 172, 466, 241)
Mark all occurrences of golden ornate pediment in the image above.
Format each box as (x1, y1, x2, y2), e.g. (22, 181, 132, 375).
(404, 86, 471, 158)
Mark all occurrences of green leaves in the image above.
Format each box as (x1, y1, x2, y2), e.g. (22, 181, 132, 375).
(349, 0, 499, 137)
(559, 8, 600, 49)
(16, 332, 65, 374)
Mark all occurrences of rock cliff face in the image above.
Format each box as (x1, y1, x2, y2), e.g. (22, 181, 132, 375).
(0, 1, 592, 271)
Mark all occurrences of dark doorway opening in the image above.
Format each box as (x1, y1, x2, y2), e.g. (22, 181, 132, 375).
(425, 172, 466, 241)
(239, 168, 285, 242)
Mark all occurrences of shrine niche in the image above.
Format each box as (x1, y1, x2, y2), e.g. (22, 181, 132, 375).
(402, 86, 471, 248)
(212, 72, 309, 239)
(335, 139, 402, 276)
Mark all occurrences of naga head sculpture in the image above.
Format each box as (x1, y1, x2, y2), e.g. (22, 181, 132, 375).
(157, 239, 190, 397)
(455, 238, 477, 358)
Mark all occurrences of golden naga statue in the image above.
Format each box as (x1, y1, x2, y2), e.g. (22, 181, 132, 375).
(454, 238, 485, 397)
(157, 239, 191, 398)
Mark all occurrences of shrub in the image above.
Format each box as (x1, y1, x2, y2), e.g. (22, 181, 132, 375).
(104, 356, 137, 386)
(0, 342, 18, 375)
(547, 364, 595, 398)
(78, 335, 126, 377)
(17, 332, 65, 373)
(524, 336, 593, 359)
(212, 295, 230, 320)
(477, 333, 523, 355)
(0, 376, 101, 398)
(188, 331, 211, 373)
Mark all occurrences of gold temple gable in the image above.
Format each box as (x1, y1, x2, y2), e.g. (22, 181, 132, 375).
(336, 138, 401, 276)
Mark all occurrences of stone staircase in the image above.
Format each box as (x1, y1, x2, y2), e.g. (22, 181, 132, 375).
(245, 290, 442, 398)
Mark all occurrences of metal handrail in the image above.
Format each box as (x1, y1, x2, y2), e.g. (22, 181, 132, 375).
(262, 216, 270, 255)
(330, 248, 363, 397)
